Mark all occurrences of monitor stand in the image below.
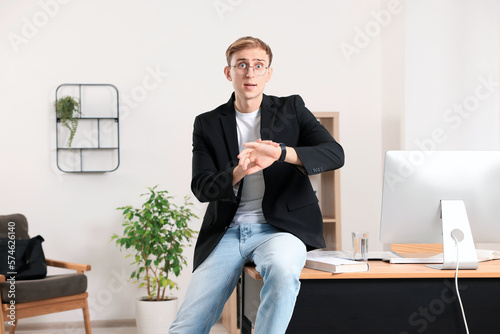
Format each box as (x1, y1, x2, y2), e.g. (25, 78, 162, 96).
(428, 200, 478, 270)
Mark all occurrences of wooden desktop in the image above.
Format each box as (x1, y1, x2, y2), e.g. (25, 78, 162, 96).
(241, 260, 500, 334)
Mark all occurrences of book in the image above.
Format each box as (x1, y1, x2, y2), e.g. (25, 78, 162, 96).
(305, 251, 369, 273)
(386, 249, 500, 264)
(388, 256, 443, 264)
(367, 250, 402, 260)
(306, 250, 401, 261)
(476, 249, 500, 262)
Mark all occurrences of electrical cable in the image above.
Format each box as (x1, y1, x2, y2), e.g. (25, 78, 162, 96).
(452, 234, 470, 334)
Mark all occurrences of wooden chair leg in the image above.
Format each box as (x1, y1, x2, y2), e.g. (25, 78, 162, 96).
(82, 301, 92, 334)
(0, 309, 5, 334)
(8, 319, 17, 334)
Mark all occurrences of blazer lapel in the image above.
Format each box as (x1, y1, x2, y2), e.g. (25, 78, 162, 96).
(260, 94, 277, 141)
(220, 94, 239, 161)
(220, 94, 278, 159)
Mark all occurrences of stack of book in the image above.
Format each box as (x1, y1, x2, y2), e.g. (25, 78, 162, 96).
(305, 251, 369, 273)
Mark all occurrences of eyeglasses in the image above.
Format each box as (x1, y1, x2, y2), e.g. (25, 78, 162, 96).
(230, 62, 269, 76)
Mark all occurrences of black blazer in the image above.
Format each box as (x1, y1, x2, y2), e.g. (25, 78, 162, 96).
(191, 93, 344, 270)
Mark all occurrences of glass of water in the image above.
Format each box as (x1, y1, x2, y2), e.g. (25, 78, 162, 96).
(352, 232, 369, 261)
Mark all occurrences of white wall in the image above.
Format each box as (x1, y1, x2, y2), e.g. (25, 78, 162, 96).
(403, 0, 500, 249)
(405, 0, 499, 151)
(0, 0, 498, 325)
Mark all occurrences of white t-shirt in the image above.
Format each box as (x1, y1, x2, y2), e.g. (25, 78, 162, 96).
(231, 108, 267, 226)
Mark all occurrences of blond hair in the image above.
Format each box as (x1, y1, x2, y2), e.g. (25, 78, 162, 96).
(225, 36, 273, 66)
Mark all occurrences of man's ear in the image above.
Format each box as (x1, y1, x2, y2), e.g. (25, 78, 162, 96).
(224, 66, 232, 81)
(266, 67, 273, 82)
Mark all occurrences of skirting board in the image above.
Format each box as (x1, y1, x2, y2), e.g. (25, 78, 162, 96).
(3, 319, 136, 330)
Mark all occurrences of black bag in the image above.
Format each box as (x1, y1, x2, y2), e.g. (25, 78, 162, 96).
(0, 235, 47, 280)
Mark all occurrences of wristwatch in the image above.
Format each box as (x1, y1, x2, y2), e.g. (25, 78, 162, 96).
(278, 143, 287, 162)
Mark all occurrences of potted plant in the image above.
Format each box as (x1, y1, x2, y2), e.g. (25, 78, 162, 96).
(111, 186, 198, 333)
(55, 95, 81, 149)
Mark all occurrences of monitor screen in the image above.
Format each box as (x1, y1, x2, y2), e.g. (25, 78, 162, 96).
(380, 150, 500, 245)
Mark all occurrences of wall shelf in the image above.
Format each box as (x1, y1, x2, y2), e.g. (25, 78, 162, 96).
(312, 111, 342, 250)
(55, 83, 120, 173)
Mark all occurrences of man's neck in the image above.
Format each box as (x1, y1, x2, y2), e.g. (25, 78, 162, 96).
(234, 94, 263, 113)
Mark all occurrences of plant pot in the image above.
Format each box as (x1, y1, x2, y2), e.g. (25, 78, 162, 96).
(135, 297, 178, 334)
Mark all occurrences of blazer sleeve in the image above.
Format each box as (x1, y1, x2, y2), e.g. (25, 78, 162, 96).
(292, 95, 345, 175)
(190, 115, 239, 203)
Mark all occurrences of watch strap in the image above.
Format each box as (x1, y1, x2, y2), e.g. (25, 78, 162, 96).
(278, 143, 287, 162)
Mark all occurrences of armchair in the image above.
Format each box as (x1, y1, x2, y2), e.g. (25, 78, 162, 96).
(0, 214, 92, 334)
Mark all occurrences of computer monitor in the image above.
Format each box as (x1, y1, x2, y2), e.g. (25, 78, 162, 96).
(380, 150, 500, 270)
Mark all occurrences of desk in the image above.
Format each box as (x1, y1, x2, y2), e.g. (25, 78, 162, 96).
(241, 260, 500, 334)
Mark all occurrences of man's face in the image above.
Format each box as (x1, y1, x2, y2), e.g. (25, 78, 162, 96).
(224, 47, 273, 107)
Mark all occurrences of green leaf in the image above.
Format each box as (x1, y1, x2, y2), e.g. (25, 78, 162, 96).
(112, 186, 199, 298)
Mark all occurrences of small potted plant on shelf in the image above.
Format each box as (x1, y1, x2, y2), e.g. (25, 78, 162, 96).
(111, 186, 198, 333)
(55, 95, 81, 149)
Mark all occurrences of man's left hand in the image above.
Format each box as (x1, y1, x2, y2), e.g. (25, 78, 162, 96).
(238, 139, 280, 175)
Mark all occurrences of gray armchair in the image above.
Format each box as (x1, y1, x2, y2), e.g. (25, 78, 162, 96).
(0, 214, 92, 334)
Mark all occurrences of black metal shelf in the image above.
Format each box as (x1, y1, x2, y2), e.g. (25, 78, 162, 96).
(57, 117, 119, 120)
(57, 147, 119, 150)
(55, 83, 120, 173)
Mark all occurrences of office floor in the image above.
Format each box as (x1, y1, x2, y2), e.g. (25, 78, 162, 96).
(11, 322, 229, 333)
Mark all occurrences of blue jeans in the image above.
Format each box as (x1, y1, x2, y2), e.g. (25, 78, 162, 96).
(169, 223, 307, 334)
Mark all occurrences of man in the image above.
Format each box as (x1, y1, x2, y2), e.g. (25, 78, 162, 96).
(169, 36, 344, 334)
